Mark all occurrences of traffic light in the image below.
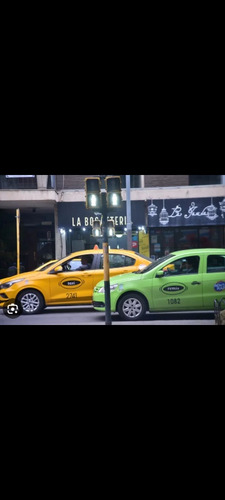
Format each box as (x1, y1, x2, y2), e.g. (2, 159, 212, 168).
(85, 177, 101, 210)
(105, 176, 122, 208)
(107, 220, 115, 237)
(92, 220, 102, 237)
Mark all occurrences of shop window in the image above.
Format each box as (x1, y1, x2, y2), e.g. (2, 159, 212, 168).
(174, 228, 198, 250)
(199, 227, 223, 248)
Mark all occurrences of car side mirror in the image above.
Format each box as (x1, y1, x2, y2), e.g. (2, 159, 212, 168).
(156, 270, 164, 278)
(54, 265, 63, 273)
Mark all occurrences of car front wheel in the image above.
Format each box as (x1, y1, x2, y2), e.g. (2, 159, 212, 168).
(16, 289, 45, 315)
(117, 293, 148, 321)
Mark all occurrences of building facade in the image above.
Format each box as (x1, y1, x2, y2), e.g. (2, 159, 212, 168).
(0, 174, 224, 278)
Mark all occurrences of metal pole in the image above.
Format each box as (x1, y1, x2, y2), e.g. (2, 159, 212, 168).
(126, 175, 133, 250)
(101, 190, 112, 326)
(16, 208, 20, 274)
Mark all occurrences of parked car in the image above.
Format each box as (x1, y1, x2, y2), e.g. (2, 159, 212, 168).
(0, 249, 151, 315)
(93, 248, 225, 321)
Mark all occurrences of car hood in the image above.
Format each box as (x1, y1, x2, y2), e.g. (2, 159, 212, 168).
(0, 271, 43, 285)
(95, 271, 143, 289)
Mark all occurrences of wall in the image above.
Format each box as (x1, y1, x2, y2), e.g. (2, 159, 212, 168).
(144, 175, 189, 187)
(56, 175, 190, 190)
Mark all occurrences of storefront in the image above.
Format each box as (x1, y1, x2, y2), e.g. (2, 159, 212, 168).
(57, 197, 225, 259)
(57, 201, 147, 255)
(147, 197, 225, 259)
(0, 209, 55, 277)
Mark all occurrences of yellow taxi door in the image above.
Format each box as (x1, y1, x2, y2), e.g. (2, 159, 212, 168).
(49, 270, 94, 305)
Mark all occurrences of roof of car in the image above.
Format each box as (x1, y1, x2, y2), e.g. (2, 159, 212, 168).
(67, 249, 138, 256)
(172, 248, 223, 255)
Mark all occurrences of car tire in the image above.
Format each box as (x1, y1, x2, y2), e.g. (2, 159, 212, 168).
(117, 293, 148, 321)
(16, 289, 45, 315)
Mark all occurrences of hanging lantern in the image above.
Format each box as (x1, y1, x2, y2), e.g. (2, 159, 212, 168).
(219, 198, 225, 216)
(159, 201, 169, 226)
(205, 198, 218, 221)
(148, 200, 158, 217)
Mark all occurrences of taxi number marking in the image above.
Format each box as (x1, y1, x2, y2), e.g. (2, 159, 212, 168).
(168, 298, 181, 305)
(66, 293, 77, 299)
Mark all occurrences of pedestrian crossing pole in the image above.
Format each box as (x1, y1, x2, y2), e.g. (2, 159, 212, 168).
(16, 208, 20, 274)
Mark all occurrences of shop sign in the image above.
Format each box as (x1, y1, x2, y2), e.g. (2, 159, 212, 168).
(147, 198, 225, 227)
(72, 215, 127, 227)
(58, 201, 146, 229)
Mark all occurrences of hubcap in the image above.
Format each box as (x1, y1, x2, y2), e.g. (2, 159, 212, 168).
(20, 293, 40, 313)
(122, 298, 142, 318)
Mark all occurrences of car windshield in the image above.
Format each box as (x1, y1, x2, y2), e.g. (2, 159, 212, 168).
(35, 261, 59, 272)
(135, 254, 175, 274)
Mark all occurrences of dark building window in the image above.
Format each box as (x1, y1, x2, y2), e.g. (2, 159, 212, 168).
(120, 175, 141, 188)
(0, 175, 37, 189)
(189, 175, 221, 185)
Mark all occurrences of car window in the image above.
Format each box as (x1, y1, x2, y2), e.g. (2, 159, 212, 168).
(207, 254, 225, 273)
(138, 254, 175, 274)
(62, 255, 93, 272)
(100, 254, 135, 269)
(163, 256, 200, 276)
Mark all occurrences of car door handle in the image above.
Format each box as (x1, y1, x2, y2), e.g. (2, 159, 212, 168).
(191, 281, 201, 285)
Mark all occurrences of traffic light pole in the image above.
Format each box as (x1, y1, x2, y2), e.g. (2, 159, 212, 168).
(85, 174, 122, 326)
(126, 175, 133, 250)
(101, 190, 112, 326)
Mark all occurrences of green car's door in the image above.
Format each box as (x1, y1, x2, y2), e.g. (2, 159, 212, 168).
(151, 255, 203, 312)
(202, 253, 225, 310)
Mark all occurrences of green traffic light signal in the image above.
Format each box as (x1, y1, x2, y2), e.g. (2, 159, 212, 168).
(105, 176, 122, 208)
(85, 177, 102, 210)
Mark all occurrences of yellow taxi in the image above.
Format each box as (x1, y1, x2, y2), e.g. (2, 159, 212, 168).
(0, 249, 151, 315)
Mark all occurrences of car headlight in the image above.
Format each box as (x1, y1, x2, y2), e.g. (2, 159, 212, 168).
(96, 284, 120, 293)
(110, 284, 119, 292)
(0, 278, 24, 289)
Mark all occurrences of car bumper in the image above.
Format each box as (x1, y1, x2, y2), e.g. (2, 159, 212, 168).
(93, 291, 118, 312)
(92, 300, 105, 311)
(0, 289, 17, 307)
(0, 295, 11, 307)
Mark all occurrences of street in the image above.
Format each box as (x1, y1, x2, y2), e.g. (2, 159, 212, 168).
(0, 305, 216, 326)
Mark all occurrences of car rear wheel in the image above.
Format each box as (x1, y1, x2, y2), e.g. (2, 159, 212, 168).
(16, 289, 45, 315)
(117, 293, 148, 321)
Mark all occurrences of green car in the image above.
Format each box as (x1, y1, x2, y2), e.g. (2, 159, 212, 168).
(93, 249, 225, 321)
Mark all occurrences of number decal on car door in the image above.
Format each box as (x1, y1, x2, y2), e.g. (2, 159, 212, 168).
(168, 298, 181, 305)
(66, 293, 77, 299)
